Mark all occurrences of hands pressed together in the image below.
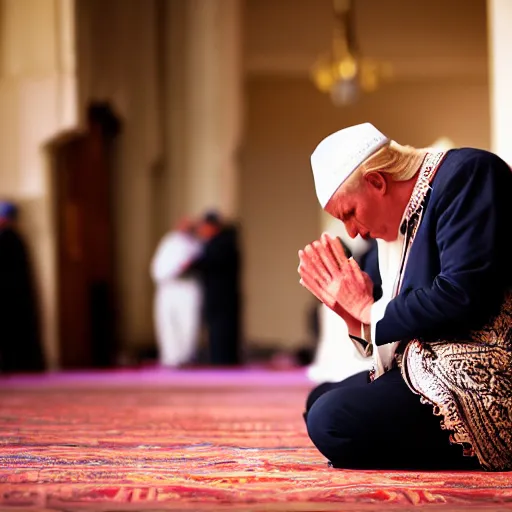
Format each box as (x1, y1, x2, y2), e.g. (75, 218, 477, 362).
(298, 233, 374, 325)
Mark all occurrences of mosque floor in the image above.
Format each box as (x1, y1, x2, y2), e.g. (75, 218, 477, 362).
(0, 368, 511, 511)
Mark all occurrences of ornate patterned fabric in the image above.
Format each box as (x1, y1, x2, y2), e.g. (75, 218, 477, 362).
(394, 152, 512, 472)
(402, 291, 512, 471)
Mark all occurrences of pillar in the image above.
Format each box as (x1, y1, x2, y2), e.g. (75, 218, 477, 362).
(165, 0, 243, 222)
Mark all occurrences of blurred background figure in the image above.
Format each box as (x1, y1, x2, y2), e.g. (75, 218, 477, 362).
(150, 217, 203, 368)
(192, 211, 242, 366)
(0, 201, 45, 373)
(307, 218, 381, 385)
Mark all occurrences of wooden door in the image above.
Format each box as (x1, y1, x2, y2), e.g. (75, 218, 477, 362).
(48, 103, 121, 368)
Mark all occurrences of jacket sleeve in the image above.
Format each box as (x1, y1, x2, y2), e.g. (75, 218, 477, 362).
(375, 153, 511, 346)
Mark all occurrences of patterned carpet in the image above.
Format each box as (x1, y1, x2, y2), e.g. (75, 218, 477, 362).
(0, 368, 512, 511)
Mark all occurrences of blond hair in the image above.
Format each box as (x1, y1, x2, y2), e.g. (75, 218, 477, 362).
(347, 141, 428, 188)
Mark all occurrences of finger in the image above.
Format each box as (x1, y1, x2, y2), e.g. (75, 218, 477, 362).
(312, 240, 339, 277)
(299, 272, 323, 299)
(302, 246, 330, 283)
(298, 249, 308, 267)
(301, 273, 336, 307)
(304, 244, 324, 267)
(298, 261, 322, 285)
(319, 234, 342, 271)
(298, 251, 322, 279)
(348, 259, 374, 293)
(300, 268, 323, 292)
(298, 250, 325, 282)
(297, 250, 304, 273)
(300, 267, 335, 302)
(347, 257, 367, 285)
(339, 257, 360, 285)
(322, 233, 348, 267)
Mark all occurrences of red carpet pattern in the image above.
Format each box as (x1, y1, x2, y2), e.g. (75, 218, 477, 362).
(0, 370, 512, 511)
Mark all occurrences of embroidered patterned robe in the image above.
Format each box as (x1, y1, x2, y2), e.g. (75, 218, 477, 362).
(373, 148, 512, 471)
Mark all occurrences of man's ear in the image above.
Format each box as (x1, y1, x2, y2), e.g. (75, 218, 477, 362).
(363, 171, 387, 195)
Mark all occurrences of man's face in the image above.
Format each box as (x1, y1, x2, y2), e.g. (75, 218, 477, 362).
(325, 173, 401, 242)
(197, 221, 219, 241)
(175, 217, 193, 233)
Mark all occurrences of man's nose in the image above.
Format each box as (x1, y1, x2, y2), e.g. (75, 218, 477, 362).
(345, 222, 358, 239)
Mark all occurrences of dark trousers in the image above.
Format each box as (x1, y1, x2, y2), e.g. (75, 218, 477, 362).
(206, 308, 240, 366)
(304, 369, 481, 470)
(1, 311, 44, 373)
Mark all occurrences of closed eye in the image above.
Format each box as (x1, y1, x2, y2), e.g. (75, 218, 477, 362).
(341, 208, 355, 222)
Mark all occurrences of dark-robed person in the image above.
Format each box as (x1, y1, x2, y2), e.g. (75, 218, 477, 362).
(193, 211, 242, 366)
(0, 201, 45, 373)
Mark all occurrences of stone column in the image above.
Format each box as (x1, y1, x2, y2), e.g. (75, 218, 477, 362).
(165, 0, 243, 222)
(488, 0, 512, 164)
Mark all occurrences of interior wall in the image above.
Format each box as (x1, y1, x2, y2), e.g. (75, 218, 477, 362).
(75, 0, 162, 352)
(0, 0, 78, 368)
(241, 76, 489, 350)
(244, 0, 488, 80)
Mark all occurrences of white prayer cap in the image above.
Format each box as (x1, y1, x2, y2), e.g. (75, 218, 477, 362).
(311, 123, 390, 208)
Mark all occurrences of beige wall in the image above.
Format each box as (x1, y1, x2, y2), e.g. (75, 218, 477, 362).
(0, 0, 77, 368)
(75, 0, 162, 351)
(165, 0, 243, 221)
(245, 0, 488, 79)
(241, 0, 489, 350)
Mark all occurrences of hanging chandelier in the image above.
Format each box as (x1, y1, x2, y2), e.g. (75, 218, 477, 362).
(311, 0, 392, 106)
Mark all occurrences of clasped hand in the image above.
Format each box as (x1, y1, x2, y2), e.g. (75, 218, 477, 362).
(298, 233, 374, 324)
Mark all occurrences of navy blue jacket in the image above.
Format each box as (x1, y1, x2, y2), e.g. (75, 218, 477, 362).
(375, 148, 512, 346)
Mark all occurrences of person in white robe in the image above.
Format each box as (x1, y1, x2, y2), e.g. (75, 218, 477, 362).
(150, 218, 203, 367)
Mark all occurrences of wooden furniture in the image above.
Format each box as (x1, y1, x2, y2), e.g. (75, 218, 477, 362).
(47, 103, 121, 368)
